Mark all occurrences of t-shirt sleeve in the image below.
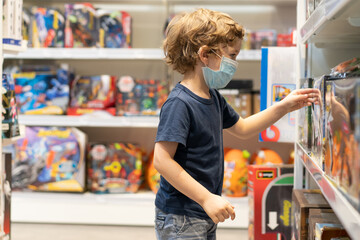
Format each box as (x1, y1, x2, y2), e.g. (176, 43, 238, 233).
(155, 98, 190, 146)
(220, 94, 240, 129)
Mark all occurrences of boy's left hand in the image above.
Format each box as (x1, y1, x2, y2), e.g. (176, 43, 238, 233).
(280, 88, 320, 113)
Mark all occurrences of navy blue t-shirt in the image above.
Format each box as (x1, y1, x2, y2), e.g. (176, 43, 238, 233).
(155, 83, 239, 219)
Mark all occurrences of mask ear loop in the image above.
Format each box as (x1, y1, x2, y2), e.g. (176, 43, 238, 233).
(210, 49, 222, 59)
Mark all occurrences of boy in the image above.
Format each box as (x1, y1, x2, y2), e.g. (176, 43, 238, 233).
(154, 8, 319, 240)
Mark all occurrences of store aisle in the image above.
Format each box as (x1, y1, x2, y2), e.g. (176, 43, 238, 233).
(12, 223, 248, 240)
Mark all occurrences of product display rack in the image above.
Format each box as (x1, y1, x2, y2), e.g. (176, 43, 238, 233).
(7, 0, 298, 230)
(294, 0, 360, 239)
(4, 48, 262, 61)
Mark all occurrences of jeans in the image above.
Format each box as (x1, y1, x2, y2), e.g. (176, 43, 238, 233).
(155, 207, 217, 240)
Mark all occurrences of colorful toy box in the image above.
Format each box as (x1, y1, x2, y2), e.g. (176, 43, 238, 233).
(2, 73, 20, 138)
(116, 76, 168, 116)
(291, 189, 330, 240)
(70, 75, 116, 109)
(13, 65, 70, 115)
(248, 164, 294, 240)
(98, 10, 132, 48)
(308, 209, 342, 240)
(260, 47, 297, 142)
(314, 223, 350, 240)
(64, 3, 98, 48)
(87, 142, 145, 193)
(30, 7, 65, 48)
(11, 126, 87, 192)
(324, 76, 360, 211)
(298, 78, 313, 150)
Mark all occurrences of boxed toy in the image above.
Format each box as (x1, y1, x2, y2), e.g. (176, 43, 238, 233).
(11, 126, 87, 192)
(298, 78, 313, 150)
(314, 223, 350, 240)
(87, 142, 146, 193)
(260, 47, 297, 142)
(116, 76, 168, 116)
(1, 153, 12, 239)
(311, 76, 326, 168)
(67, 107, 116, 116)
(98, 10, 132, 48)
(251, 29, 277, 49)
(324, 76, 360, 211)
(291, 189, 330, 240)
(2, 73, 20, 138)
(248, 164, 294, 240)
(64, 3, 98, 48)
(70, 75, 116, 109)
(308, 209, 341, 240)
(13, 65, 70, 115)
(30, 7, 65, 48)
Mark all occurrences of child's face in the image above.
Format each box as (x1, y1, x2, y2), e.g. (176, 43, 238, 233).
(208, 38, 242, 71)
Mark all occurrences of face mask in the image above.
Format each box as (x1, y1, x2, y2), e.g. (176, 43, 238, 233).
(202, 50, 238, 89)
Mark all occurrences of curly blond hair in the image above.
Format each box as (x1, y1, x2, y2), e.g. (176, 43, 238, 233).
(163, 8, 245, 74)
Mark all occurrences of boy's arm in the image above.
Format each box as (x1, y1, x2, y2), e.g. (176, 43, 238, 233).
(154, 141, 235, 224)
(227, 88, 320, 139)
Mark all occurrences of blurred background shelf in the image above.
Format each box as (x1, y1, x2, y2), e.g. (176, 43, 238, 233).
(18, 115, 160, 128)
(11, 191, 249, 229)
(4, 48, 262, 61)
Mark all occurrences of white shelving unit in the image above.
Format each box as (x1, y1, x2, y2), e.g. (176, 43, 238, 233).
(4, 48, 262, 61)
(18, 115, 160, 128)
(11, 191, 249, 228)
(295, 0, 360, 239)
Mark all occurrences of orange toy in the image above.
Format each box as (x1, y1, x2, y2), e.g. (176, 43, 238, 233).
(145, 150, 161, 194)
(251, 148, 283, 165)
(223, 149, 250, 197)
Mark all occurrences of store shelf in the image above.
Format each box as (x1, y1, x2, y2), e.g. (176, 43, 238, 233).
(300, 0, 360, 44)
(11, 191, 249, 228)
(296, 143, 360, 240)
(3, 41, 27, 55)
(4, 48, 261, 61)
(18, 115, 160, 128)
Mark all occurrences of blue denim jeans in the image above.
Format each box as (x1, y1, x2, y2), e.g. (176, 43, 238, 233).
(155, 207, 217, 240)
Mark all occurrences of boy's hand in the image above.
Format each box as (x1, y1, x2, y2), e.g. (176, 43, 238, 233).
(280, 88, 320, 113)
(201, 193, 236, 224)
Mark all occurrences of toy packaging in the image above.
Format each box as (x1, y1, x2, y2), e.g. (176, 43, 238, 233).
(308, 209, 342, 240)
(3, 0, 23, 46)
(1, 153, 12, 239)
(116, 76, 168, 116)
(311, 76, 326, 168)
(248, 164, 294, 240)
(98, 10, 132, 48)
(145, 150, 160, 194)
(11, 126, 87, 192)
(298, 78, 312, 150)
(324, 76, 360, 211)
(70, 75, 116, 109)
(2, 73, 20, 138)
(223, 149, 250, 197)
(260, 47, 297, 142)
(30, 7, 65, 48)
(64, 3, 98, 48)
(13, 65, 70, 115)
(251, 29, 277, 49)
(291, 189, 331, 240)
(314, 223, 350, 240)
(67, 107, 116, 116)
(87, 142, 146, 194)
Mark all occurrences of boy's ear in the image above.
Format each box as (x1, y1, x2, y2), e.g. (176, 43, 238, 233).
(198, 45, 210, 64)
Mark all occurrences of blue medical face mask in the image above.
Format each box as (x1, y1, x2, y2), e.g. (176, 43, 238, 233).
(202, 50, 238, 89)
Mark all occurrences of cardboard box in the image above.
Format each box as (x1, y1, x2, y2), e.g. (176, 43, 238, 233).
(248, 165, 294, 240)
(252, 90, 260, 114)
(3, 0, 16, 45)
(291, 189, 330, 240)
(315, 223, 350, 240)
(308, 209, 340, 240)
(298, 78, 313, 150)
